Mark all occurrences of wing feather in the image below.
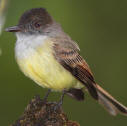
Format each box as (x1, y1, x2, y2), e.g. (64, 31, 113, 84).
(52, 39, 98, 100)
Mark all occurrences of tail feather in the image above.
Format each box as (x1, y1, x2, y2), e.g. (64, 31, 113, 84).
(95, 84, 127, 116)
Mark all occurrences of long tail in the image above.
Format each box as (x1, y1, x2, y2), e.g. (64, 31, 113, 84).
(95, 84, 127, 116)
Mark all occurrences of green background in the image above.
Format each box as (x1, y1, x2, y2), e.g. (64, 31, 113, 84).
(0, 0, 127, 125)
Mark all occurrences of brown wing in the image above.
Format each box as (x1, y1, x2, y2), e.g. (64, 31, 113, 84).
(52, 39, 98, 100)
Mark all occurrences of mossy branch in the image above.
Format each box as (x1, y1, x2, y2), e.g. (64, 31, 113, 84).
(10, 96, 80, 126)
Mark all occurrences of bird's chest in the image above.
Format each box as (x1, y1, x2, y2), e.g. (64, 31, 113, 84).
(15, 36, 77, 91)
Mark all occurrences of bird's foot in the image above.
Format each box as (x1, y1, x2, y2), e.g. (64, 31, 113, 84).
(54, 101, 63, 111)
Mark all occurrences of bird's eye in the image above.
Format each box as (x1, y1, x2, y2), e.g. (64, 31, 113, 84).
(34, 22, 41, 28)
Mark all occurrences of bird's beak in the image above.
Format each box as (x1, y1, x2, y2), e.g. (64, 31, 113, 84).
(5, 25, 21, 32)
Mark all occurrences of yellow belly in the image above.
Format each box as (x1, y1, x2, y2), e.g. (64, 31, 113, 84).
(16, 41, 83, 91)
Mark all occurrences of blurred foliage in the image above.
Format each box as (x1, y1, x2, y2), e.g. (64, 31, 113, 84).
(0, 0, 8, 35)
(0, 0, 127, 126)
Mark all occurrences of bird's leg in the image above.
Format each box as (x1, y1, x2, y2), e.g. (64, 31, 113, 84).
(58, 90, 66, 106)
(54, 90, 66, 110)
(43, 89, 51, 102)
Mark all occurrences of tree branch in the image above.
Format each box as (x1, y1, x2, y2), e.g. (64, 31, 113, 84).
(10, 96, 80, 126)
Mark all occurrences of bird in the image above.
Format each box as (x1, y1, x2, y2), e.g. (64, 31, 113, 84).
(5, 7, 127, 116)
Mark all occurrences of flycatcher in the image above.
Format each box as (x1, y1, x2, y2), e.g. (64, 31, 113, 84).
(6, 8, 127, 116)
